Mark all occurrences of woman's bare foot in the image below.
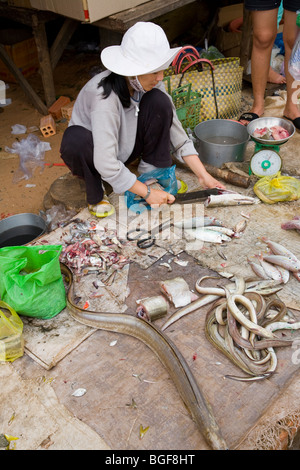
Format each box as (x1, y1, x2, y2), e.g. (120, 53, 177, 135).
(267, 67, 286, 84)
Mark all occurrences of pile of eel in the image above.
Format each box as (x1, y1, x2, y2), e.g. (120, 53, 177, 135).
(161, 274, 299, 382)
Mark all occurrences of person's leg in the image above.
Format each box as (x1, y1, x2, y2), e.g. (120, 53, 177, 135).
(248, 9, 279, 117)
(129, 88, 173, 168)
(129, 88, 187, 193)
(268, 66, 286, 84)
(60, 125, 104, 204)
(282, 9, 300, 123)
(60, 125, 114, 217)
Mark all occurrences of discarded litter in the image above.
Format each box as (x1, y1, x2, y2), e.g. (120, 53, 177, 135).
(11, 124, 27, 134)
(72, 388, 87, 397)
(5, 134, 51, 182)
(139, 424, 149, 439)
(0, 98, 12, 107)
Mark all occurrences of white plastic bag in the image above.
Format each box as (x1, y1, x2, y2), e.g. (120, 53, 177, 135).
(11, 124, 27, 134)
(289, 15, 300, 80)
(5, 134, 51, 182)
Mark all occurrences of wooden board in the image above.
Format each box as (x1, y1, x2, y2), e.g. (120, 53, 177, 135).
(95, 0, 197, 32)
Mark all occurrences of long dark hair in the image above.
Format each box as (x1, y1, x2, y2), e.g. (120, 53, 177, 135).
(98, 72, 131, 108)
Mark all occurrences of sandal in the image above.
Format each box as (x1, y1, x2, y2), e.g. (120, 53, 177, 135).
(283, 116, 300, 130)
(177, 179, 188, 194)
(88, 200, 115, 218)
(239, 112, 260, 125)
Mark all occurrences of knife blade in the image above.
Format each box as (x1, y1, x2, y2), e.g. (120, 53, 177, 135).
(174, 188, 220, 203)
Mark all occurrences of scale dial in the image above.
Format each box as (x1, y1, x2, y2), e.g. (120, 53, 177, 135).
(250, 149, 282, 177)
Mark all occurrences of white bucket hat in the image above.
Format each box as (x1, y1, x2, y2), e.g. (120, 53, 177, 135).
(100, 22, 181, 76)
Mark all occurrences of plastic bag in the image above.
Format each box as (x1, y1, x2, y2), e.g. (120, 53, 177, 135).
(0, 245, 66, 319)
(124, 165, 178, 213)
(11, 124, 27, 134)
(289, 14, 300, 80)
(199, 46, 224, 60)
(5, 134, 51, 182)
(253, 172, 300, 204)
(41, 204, 77, 231)
(0, 301, 24, 362)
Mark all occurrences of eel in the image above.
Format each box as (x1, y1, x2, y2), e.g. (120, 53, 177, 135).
(60, 263, 228, 450)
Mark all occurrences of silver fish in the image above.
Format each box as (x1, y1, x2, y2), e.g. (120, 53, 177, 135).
(263, 254, 300, 272)
(248, 258, 270, 280)
(205, 191, 260, 207)
(174, 216, 224, 229)
(184, 228, 231, 244)
(255, 254, 283, 282)
(260, 237, 299, 261)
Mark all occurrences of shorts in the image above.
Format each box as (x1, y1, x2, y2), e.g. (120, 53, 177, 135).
(245, 0, 299, 12)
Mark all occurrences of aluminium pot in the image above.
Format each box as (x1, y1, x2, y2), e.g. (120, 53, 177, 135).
(194, 119, 249, 168)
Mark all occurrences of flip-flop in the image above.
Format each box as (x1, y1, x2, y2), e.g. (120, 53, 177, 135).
(177, 179, 188, 194)
(238, 112, 260, 125)
(283, 115, 300, 130)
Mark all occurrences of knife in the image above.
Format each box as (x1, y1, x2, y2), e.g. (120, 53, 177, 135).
(174, 188, 220, 203)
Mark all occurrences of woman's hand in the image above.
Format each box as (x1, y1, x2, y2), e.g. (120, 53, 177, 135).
(128, 180, 175, 207)
(198, 172, 226, 190)
(145, 188, 175, 207)
(183, 154, 226, 190)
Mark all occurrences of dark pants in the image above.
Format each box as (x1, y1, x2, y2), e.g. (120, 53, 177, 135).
(60, 88, 173, 204)
(245, 0, 299, 12)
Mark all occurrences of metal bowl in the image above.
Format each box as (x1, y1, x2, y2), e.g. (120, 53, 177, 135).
(247, 117, 295, 145)
(0, 213, 46, 248)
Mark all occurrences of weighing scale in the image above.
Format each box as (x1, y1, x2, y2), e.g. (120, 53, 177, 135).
(246, 117, 295, 178)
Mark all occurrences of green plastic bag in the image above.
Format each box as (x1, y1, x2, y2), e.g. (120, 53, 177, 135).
(0, 245, 66, 319)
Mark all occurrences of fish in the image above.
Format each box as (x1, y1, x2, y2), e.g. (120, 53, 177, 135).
(281, 218, 300, 232)
(263, 254, 300, 272)
(225, 291, 277, 340)
(136, 296, 169, 322)
(254, 254, 283, 282)
(244, 279, 283, 295)
(174, 216, 224, 229)
(248, 258, 270, 280)
(61, 263, 228, 450)
(184, 228, 231, 244)
(265, 321, 300, 332)
(270, 125, 290, 140)
(275, 266, 290, 284)
(234, 219, 248, 235)
(204, 190, 260, 207)
(253, 127, 272, 139)
(161, 276, 245, 331)
(160, 277, 198, 308)
(253, 126, 290, 141)
(260, 237, 299, 261)
(161, 293, 221, 331)
(203, 226, 235, 237)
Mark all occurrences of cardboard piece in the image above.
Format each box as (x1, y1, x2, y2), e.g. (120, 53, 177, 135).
(29, 0, 150, 23)
(215, 4, 243, 57)
(0, 37, 39, 84)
